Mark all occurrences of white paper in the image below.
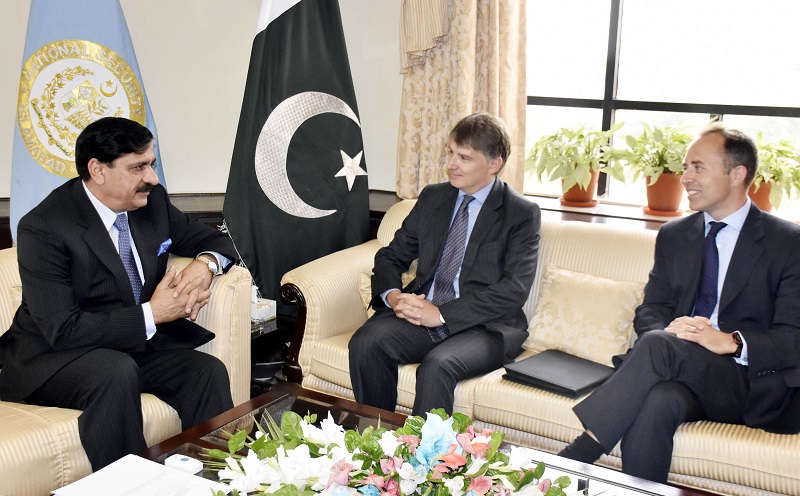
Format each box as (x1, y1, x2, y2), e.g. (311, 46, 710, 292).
(52, 454, 229, 496)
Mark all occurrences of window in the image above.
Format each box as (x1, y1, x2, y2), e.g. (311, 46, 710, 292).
(525, 0, 800, 218)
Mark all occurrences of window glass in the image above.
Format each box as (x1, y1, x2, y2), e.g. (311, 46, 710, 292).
(526, 0, 611, 99)
(608, 110, 712, 206)
(524, 106, 604, 196)
(617, 0, 800, 107)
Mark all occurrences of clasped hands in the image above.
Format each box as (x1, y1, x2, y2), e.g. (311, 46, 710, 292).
(150, 260, 214, 323)
(386, 290, 442, 328)
(665, 316, 738, 355)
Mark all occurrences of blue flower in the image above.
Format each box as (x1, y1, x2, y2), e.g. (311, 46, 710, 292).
(358, 486, 380, 496)
(414, 413, 456, 471)
(157, 238, 172, 256)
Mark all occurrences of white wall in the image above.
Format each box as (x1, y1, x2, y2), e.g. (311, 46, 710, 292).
(0, 0, 400, 197)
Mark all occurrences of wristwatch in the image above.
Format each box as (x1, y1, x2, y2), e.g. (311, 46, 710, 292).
(731, 331, 743, 359)
(195, 254, 219, 276)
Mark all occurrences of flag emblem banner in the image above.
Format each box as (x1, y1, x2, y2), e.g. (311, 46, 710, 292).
(224, 0, 370, 312)
(12, 0, 165, 242)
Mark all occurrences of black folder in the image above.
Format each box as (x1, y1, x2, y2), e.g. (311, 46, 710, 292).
(503, 349, 615, 398)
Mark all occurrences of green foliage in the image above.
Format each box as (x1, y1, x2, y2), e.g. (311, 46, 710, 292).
(754, 133, 800, 209)
(605, 123, 693, 185)
(525, 123, 623, 193)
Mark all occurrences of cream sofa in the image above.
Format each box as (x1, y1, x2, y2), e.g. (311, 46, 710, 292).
(280, 199, 800, 496)
(0, 248, 252, 496)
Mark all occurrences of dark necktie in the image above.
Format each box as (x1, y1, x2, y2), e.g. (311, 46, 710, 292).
(427, 195, 474, 343)
(693, 221, 727, 318)
(432, 195, 475, 306)
(114, 214, 143, 304)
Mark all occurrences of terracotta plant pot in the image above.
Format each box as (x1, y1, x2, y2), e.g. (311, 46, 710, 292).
(560, 170, 599, 207)
(643, 172, 683, 217)
(748, 182, 773, 212)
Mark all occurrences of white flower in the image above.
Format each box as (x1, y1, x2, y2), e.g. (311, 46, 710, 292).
(398, 461, 427, 494)
(378, 430, 400, 457)
(465, 458, 486, 476)
(443, 475, 465, 496)
(216, 451, 271, 494)
(514, 481, 546, 496)
(319, 482, 358, 496)
(506, 446, 535, 470)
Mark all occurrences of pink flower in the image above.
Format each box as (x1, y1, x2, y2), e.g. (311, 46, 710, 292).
(397, 435, 421, 453)
(439, 444, 468, 470)
(327, 460, 353, 488)
(380, 456, 405, 474)
(364, 474, 385, 488)
(382, 477, 400, 496)
(467, 476, 493, 496)
(538, 479, 552, 493)
(456, 433, 489, 459)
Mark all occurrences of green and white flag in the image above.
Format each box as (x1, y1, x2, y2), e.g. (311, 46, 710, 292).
(224, 0, 370, 312)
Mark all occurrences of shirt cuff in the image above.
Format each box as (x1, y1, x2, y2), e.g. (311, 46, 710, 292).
(142, 302, 156, 340)
(380, 288, 400, 308)
(733, 331, 749, 366)
(198, 251, 231, 275)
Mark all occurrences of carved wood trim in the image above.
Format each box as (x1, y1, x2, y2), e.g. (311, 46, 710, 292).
(280, 283, 306, 383)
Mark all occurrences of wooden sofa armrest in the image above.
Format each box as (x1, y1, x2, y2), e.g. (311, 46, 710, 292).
(168, 257, 252, 405)
(280, 239, 383, 382)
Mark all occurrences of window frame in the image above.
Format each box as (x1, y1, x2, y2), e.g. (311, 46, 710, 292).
(526, 0, 800, 197)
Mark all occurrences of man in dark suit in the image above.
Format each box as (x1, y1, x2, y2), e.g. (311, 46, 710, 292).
(0, 117, 237, 470)
(348, 113, 541, 416)
(559, 124, 800, 482)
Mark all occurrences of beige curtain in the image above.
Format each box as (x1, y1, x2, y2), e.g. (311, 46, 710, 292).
(396, 0, 526, 198)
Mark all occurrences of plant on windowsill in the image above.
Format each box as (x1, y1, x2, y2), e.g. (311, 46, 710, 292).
(525, 123, 623, 207)
(750, 134, 800, 212)
(604, 123, 694, 217)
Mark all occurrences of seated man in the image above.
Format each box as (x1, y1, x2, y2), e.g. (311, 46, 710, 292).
(349, 112, 541, 415)
(559, 123, 800, 482)
(0, 117, 237, 470)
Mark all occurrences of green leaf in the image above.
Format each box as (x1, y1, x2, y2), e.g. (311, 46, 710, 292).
(270, 483, 300, 496)
(516, 469, 535, 490)
(227, 429, 248, 454)
(554, 475, 571, 488)
(531, 461, 545, 480)
(204, 448, 230, 460)
(485, 431, 504, 460)
(344, 430, 362, 452)
(281, 411, 304, 439)
(451, 412, 472, 433)
(429, 408, 449, 421)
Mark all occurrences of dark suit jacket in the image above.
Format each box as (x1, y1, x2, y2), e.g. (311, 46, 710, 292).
(370, 179, 541, 361)
(633, 204, 800, 428)
(0, 178, 237, 402)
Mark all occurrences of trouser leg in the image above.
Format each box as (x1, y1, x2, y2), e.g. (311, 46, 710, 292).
(348, 310, 436, 411)
(412, 328, 504, 415)
(620, 380, 705, 483)
(26, 349, 146, 471)
(134, 348, 233, 430)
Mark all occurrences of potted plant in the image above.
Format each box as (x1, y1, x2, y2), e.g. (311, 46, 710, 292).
(604, 123, 694, 216)
(751, 134, 800, 212)
(525, 123, 622, 207)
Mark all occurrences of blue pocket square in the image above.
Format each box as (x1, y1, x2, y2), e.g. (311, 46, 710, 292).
(157, 238, 172, 256)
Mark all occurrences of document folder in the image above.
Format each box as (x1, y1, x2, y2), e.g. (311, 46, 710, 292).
(503, 349, 615, 398)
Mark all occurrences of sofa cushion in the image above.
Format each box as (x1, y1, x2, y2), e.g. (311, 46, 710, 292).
(525, 265, 644, 366)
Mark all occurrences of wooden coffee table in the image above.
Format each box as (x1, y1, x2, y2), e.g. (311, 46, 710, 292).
(140, 381, 712, 496)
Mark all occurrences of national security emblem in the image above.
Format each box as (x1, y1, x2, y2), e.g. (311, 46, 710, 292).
(17, 39, 145, 178)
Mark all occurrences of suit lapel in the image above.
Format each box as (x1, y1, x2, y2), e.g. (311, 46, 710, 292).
(129, 207, 160, 299)
(680, 213, 706, 315)
(73, 181, 136, 304)
(460, 179, 503, 283)
(719, 204, 764, 313)
(422, 186, 459, 279)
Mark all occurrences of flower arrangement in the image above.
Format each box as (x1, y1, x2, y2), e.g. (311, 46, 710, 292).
(204, 409, 571, 496)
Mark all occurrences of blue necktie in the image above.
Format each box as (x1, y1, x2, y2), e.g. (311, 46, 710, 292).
(114, 214, 143, 304)
(428, 195, 474, 343)
(693, 221, 727, 318)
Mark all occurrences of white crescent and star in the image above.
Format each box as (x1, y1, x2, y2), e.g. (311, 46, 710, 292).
(254, 91, 367, 218)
